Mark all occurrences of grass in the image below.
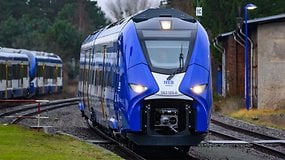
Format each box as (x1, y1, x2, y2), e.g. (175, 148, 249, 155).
(229, 109, 285, 130)
(0, 124, 122, 160)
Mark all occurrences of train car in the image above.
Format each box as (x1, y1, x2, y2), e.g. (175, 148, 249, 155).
(24, 51, 63, 96)
(78, 8, 212, 147)
(0, 49, 30, 99)
(0, 47, 63, 98)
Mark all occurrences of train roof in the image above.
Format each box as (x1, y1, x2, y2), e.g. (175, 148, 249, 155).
(0, 47, 21, 53)
(132, 8, 196, 23)
(81, 8, 197, 48)
(0, 50, 29, 61)
(0, 47, 62, 63)
(29, 51, 62, 63)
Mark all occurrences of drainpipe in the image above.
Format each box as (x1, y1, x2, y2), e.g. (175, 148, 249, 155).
(238, 28, 254, 108)
(213, 38, 226, 97)
(233, 32, 245, 48)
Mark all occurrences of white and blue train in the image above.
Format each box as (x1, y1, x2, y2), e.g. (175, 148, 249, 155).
(78, 8, 212, 147)
(0, 47, 63, 99)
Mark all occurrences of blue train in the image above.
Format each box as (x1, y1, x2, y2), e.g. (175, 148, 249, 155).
(78, 8, 212, 147)
(0, 47, 63, 99)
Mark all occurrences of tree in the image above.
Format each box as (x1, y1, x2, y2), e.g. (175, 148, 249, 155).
(96, 0, 159, 22)
(171, 0, 195, 16)
(47, 19, 81, 59)
(0, 0, 106, 61)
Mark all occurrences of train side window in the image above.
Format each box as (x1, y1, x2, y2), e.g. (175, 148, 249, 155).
(44, 66, 47, 78)
(58, 67, 62, 78)
(49, 66, 52, 79)
(23, 65, 28, 78)
(56, 66, 59, 78)
(8, 65, 12, 80)
(37, 66, 41, 77)
(50, 66, 54, 79)
(43, 65, 46, 78)
(0, 64, 3, 80)
(79, 68, 83, 81)
(51, 66, 54, 79)
(12, 64, 17, 79)
(94, 70, 98, 86)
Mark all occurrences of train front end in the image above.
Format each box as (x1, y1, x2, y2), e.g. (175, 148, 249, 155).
(120, 8, 212, 146)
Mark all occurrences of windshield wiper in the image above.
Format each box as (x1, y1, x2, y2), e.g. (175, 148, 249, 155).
(167, 45, 184, 80)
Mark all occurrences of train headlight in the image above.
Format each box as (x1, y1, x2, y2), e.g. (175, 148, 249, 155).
(160, 20, 171, 30)
(191, 84, 207, 95)
(129, 84, 147, 94)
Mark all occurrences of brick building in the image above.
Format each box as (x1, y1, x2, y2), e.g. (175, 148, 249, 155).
(214, 13, 285, 109)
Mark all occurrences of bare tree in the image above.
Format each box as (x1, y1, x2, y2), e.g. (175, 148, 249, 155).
(97, 0, 160, 22)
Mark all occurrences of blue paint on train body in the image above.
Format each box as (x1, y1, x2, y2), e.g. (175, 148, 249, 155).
(78, 8, 212, 147)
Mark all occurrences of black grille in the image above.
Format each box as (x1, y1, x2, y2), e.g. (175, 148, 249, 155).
(142, 99, 195, 135)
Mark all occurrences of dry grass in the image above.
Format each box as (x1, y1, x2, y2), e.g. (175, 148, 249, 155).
(214, 96, 285, 130)
(230, 109, 285, 130)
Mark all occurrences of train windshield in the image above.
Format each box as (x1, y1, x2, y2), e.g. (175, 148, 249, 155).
(144, 40, 189, 70)
(139, 30, 195, 74)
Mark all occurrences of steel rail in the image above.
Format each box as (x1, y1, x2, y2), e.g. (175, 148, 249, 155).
(0, 98, 78, 124)
(211, 118, 282, 141)
(209, 127, 285, 159)
(0, 98, 78, 118)
(87, 120, 146, 160)
(11, 101, 78, 124)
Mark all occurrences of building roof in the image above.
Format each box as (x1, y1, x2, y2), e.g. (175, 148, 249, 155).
(216, 13, 285, 39)
(247, 13, 285, 25)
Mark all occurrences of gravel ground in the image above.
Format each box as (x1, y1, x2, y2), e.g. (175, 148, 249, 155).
(19, 105, 103, 141)
(211, 113, 285, 139)
(14, 104, 284, 160)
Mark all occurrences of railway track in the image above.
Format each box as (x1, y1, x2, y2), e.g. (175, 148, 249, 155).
(87, 119, 146, 160)
(0, 98, 78, 124)
(209, 116, 285, 159)
(0, 98, 149, 159)
(86, 119, 198, 160)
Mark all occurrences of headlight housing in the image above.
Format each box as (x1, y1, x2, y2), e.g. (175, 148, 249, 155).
(191, 84, 207, 95)
(129, 84, 147, 94)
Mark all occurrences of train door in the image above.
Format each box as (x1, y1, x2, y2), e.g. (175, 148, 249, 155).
(99, 45, 107, 121)
(82, 52, 87, 108)
(7, 62, 12, 98)
(20, 62, 24, 95)
(37, 63, 46, 95)
(4, 61, 12, 98)
(114, 48, 120, 112)
(89, 48, 96, 108)
(0, 63, 3, 98)
(55, 64, 58, 92)
(86, 49, 92, 111)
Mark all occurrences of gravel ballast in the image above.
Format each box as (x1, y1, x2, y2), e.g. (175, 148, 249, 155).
(15, 104, 284, 160)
